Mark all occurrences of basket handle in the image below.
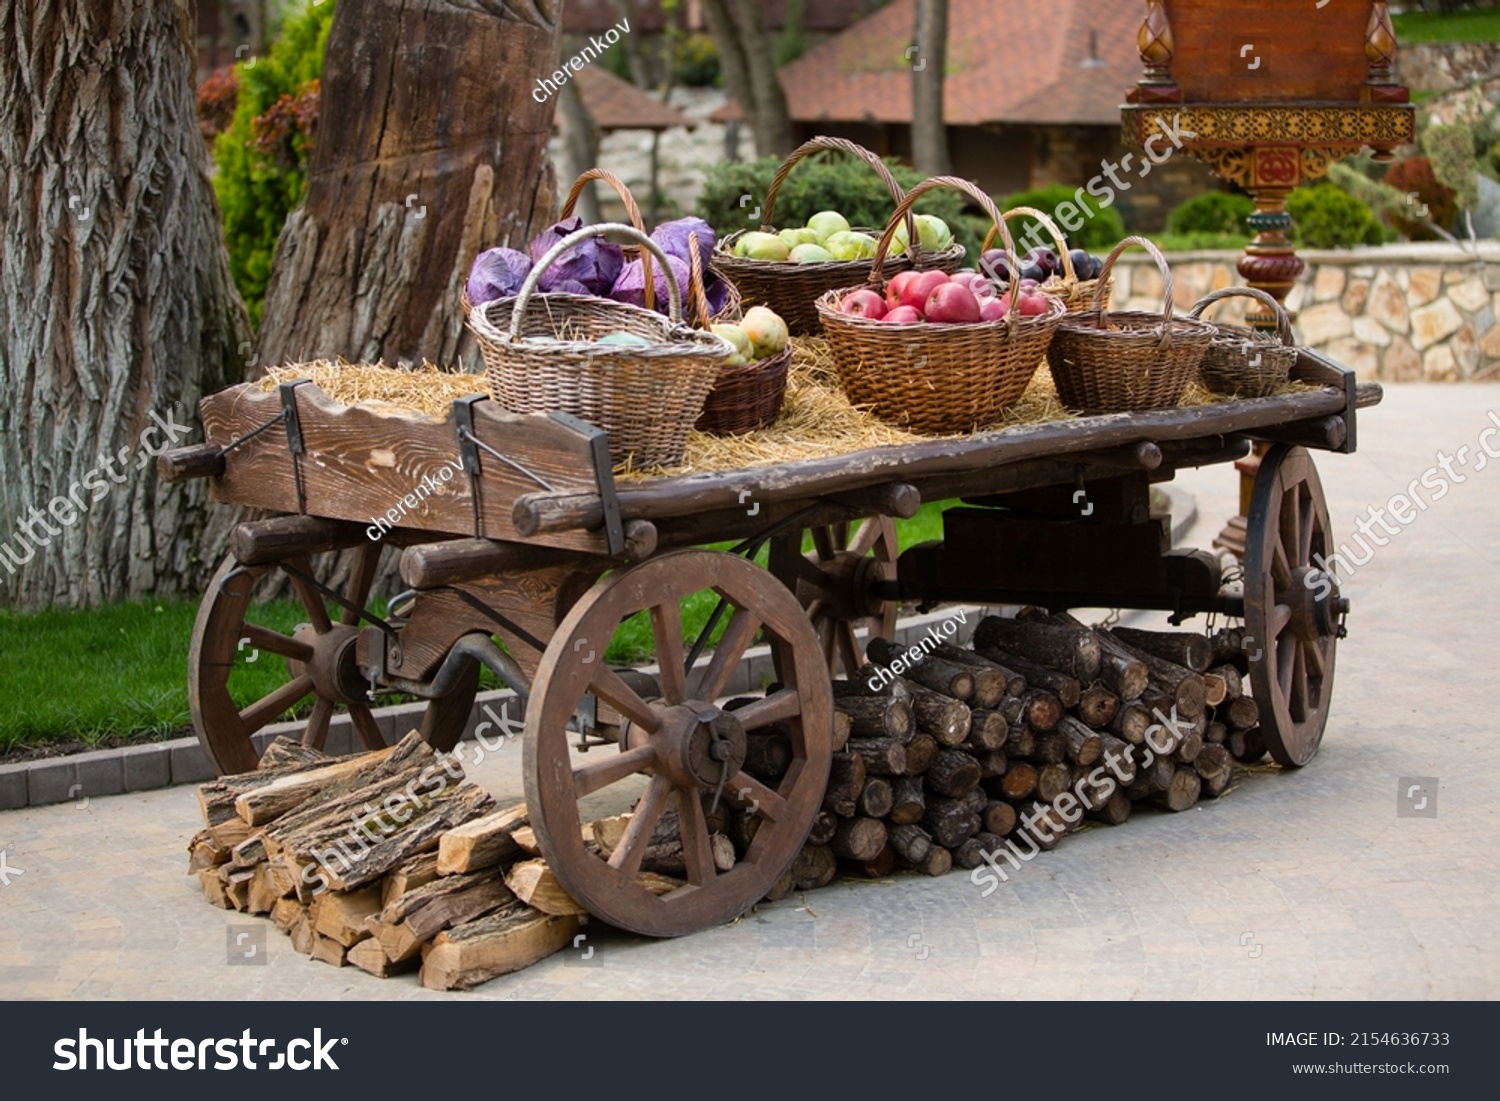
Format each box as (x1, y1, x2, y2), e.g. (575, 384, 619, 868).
(757, 135, 920, 262)
(981, 205, 1077, 283)
(870, 175, 1019, 326)
(1089, 236, 1175, 347)
(1187, 286, 1295, 347)
(504, 222, 684, 340)
(558, 167, 655, 312)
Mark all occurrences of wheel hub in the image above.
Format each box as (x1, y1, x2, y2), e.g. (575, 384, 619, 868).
(638, 702, 749, 790)
(819, 551, 888, 620)
(1286, 567, 1344, 641)
(290, 623, 368, 705)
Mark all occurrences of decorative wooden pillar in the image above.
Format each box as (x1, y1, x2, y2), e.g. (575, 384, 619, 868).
(1120, 0, 1415, 555)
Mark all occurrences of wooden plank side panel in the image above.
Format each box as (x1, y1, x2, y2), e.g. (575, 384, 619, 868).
(198, 384, 609, 553)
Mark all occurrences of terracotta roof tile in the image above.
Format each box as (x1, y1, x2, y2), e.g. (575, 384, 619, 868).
(575, 66, 695, 131)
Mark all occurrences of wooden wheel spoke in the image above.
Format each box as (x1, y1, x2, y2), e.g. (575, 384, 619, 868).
(573, 744, 656, 798)
(696, 607, 761, 702)
(1276, 634, 1296, 699)
(1304, 637, 1328, 680)
(732, 688, 802, 731)
(810, 526, 836, 561)
(302, 698, 334, 749)
(1297, 494, 1316, 565)
(675, 788, 718, 886)
(608, 773, 672, 878)
(1290, 646, 1310, 721)
(836, 620, 863, 678)
(285, 558, 333, 633)
(848, 518, 880, 556)
(347, 702, 387, 751)
(1270, 603, 1294, 638)
(238, 674, 314, 731)
(819, 618, 838, 668)
(1279, 492, 1301, 570)
(727, 772, 789, 823)
(342, 542, 383, 625)
(242, 622, 314, 663)
(1270, 540, 1293, 590)
(650, 600, 688, 704)
(590, 666, 662, 733)
(804, 597, 826, 624)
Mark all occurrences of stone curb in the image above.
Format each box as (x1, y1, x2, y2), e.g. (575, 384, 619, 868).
(0, 493, 1200, 811)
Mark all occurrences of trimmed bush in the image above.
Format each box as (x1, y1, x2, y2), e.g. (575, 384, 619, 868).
(1286, 184, 1389, 248)
(1381, 156, 1459, 238)
(997, 185, 1127, 254)
(1166, 191, 1254, 237)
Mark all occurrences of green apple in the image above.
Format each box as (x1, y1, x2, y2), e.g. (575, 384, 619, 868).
(741, 306, 789, 358)
(735, 231, 790, 261)
(806, 210, 851, 241)
(893, 213, 955, 255)
(789, 243, 836, 264)
(825, 230, 878, 261)
(711, 323, 751, 359)
(778, 227, 822, 250)
(595, 332, 653, 348)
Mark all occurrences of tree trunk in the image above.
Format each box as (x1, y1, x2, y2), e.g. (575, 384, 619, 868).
(702, 0, 794, 159)
(0, 0, 251, 609)
(910, 0, 951, 175)
(254, 0, 561, 371)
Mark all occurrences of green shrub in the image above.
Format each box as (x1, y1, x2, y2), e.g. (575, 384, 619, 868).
(1380, 156, 1459, 238)
(213, 1, 335, 328)
(1286, 184, 1390, 248)
(696, 154, 981, 260)
(997, 185, 1127, 254)
(1153, 232, 1253, 252)
(674, 33, 720, 87)
(1422, 121, 1481, 210)
(1166, 191, 1254, 237)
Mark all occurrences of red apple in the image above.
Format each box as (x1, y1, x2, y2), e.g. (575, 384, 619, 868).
(883, 305, 924, 324)
(923, 282, 981, 324)
(1017, 292, 1050, 317)
(885, 271, 919, 311)
(838, 288, 887, 320)
(979, 296, 1010, 322)
(899, 270, 950, 313)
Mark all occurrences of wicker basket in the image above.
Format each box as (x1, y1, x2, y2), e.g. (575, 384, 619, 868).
(557, 166, 662, 311)
(1188, 287, 1299, 398)
(687, 235, 790, 436)
(467, 223, 732, 468)
(816, 176, 1064, 435)
(712, 136, 965, 336)
(982, 206, 1112, 313)
(1045, 237, 1217, 415)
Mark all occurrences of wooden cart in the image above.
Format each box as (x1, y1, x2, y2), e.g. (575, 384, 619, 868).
(161, 351, 1379, 937)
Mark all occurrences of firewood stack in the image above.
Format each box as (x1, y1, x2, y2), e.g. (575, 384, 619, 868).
(187, 731, 588, 990)
(760, 612, 1266, 891)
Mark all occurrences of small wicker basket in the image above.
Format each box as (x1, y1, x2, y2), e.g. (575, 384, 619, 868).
(712, 136, 965, 335)
(1188, 287, 1299, 399)
(557, 166, 662, 311)
(467, 223, 732, 468)
(816, 176, 1064, 435)
(981, 205, 1112, 313)
(687, 235, 790, 436)
(1045, 236, 1217, 415)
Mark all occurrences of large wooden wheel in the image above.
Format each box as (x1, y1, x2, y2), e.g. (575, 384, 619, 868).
(769, 515, 899, 679)
(1243, 445, 1342, 767)
(524, 550, 833, 937)
(189, 547, 478, 775)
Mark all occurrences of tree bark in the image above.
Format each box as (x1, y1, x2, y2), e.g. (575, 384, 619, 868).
(1, 0, 250, 608)
(701, 0, 793, 159)
(255, 0, 561, 371)
(910, 0, 951, 175)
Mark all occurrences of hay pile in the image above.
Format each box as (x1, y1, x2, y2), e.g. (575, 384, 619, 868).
(253, 360, 485, 419)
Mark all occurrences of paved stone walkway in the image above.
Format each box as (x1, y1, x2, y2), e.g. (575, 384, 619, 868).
(2, 384, 1496, 1000)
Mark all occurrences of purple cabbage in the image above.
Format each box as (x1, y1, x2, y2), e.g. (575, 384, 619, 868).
(651, 216, 717, 267)
(703, 276, 732, 316)
(550, 278, 592, 296)
(609, 254, 690, 314)
(465, 247, 533, 306)
(529, 216, 624, 296)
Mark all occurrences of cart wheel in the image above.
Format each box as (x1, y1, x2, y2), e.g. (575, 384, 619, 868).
(1243, 445, 1342, 767)
(769, 515, 898, 679)
(189, 547, 479, 775)
(524, 549, 833, 937)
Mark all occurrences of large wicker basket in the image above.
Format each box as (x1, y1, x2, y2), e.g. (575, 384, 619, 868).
(1045, 237, 1217, 415)
(712, 136, 965, 336)
(981, 205, 1112, 313)
(1188, 287, 1299, 398)
(468, 223, 731, 468)
(557, 166, 663, 311)
(816, 176, 1064, 435)
(687, 235, 790, 436)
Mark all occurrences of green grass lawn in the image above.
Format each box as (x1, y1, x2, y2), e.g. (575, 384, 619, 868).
(0, 502, 957, 752)
(1391, 8, 1500, 44)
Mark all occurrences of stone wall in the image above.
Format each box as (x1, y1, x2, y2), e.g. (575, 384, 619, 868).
(1108, 243, 1500, 382)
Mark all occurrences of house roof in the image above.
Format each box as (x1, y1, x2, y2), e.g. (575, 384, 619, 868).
(713, 0, 1144, 128)
(576, 66, 695, 131)
(563, 0, 870, 35)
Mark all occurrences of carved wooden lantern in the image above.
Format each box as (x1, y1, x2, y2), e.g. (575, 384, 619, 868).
(1120, 0, 1415, 323)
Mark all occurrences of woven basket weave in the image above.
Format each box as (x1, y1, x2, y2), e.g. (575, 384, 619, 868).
(467, 223, 731, 468)
(981, 205, 1112, 313)
(816, 176, 1063, 435)
(1045, 237, 1216, 415)
(1188, 287, 1299, 399)
(712, 136, 964, 336)
(558, 166, 662, 311)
